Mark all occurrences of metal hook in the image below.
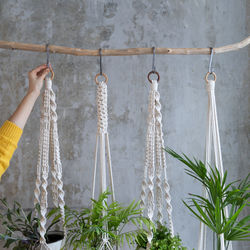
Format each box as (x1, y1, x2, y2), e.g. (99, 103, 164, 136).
(46, 43, 50, 67)
(147, 46, 160, 83)
(45, 43, 54, 80)
(99, 48, 103, 76)
(152, 46, 156, 72)
(95, 48, 108, 85)
(208, 47, 214, 74)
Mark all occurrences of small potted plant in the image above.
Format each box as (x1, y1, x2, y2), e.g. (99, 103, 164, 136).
(135, 221, 187, 250)
(166, 148, 250, 250)
(0, 198, 64, 250)
(63, 191, 152, 249)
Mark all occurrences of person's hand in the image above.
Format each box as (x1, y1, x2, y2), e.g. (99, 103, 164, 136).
(28, 64, 50, 96)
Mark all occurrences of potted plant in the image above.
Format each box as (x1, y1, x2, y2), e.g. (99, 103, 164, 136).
(0, 198, 64, 250)
(135, 221, 187, 250)
(63, 191, 152, 249)
(166, 148, 250, 250)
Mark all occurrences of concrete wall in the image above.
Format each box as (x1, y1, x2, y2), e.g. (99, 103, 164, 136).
(0, 0, 249, 249)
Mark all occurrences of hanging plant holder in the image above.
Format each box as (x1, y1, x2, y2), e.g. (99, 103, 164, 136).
(140, 61, 174, 248)
(34, 76, 66, 250)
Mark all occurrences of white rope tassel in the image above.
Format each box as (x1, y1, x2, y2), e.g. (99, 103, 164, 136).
(34, 77, 66, 249)
(92, 81, 115, 250)
(198, 79, 232, 250)
(141, 79, 174, 246)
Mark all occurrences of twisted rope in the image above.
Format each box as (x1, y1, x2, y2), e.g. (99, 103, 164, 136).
(50, 85, 66, 235)
(155, 86, 174, 235)
(39, 81, 51, 248)
(34, 110, 44, 206)
(141, 80, 174, 246)
(34, 77, 66, 249)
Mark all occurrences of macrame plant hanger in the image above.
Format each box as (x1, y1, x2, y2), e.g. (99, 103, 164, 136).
(34, 44, 66, 250)
(198, 49, 232, 250)
(140, 47, 174, 249)
(92, 49, 115, 250)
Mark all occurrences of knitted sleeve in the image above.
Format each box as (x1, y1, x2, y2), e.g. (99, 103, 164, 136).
(0, 121, 23, 178)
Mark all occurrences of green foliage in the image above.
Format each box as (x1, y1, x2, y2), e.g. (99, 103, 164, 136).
(63, 191, 153, 249)
(135, 222, 187, 250)
(0, 199, 61, 249)
(166, 148, 250, 248)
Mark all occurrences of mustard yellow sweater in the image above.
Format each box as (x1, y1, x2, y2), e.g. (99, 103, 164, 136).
(0, 121, 23, 178)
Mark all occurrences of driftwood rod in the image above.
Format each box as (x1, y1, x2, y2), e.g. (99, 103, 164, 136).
(0, 37, 249, 56)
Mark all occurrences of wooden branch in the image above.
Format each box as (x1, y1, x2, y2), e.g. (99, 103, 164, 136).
(0, 37, 249, 56)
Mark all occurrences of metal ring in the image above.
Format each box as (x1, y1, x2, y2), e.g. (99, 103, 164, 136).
(95, 73, 108, 85)
(49, 64, 55, 80)
(147, 71, 160, 83)
(205, 72, 216, 83)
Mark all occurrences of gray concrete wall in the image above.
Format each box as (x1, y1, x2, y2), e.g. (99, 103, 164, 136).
(0, 0, 249, 249)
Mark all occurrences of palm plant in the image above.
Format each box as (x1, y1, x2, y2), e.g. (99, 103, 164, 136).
(63, 191, 152, 249)
(166, 148, 250, 250)
(0, 198, 62, 249)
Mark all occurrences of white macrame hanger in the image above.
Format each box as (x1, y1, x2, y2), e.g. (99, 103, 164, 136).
(92, 49, 115, 250)
(198, 49, 232, 250)
(140, 47, 174, 249)
(34, 46, 66, 250)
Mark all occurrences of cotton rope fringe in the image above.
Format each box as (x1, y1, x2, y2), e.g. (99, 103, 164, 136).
(92, 80, 115, 250)
(198, 77, 232, 250)
(34, 77, 66, 250)
(140, 79, 174, 248)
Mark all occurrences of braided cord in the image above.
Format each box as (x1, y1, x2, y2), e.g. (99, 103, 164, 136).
(94, 81, 114, 250)
(39, 80, 51, 247)
(154, 83, 174, 235)
(97, 81, 108, 134)
(34, 103, 44, 207)
(146, 82, 156, 244)
(50, 86, 66, 235)
(35, 77, 66, 248)
(142, 80, 174, 245)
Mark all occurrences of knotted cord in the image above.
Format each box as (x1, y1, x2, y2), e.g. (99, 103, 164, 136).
(92, 78, 115, 250)
(140, 79, 174, 248)
(34, 77, 66, 249)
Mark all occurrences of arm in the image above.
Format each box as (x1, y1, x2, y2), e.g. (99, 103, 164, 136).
(0, 64, 50, 178)
(9, 64, 50, 129)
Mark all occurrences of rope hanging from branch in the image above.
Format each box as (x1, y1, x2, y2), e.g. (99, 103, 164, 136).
(198, 73, 232, 250)
(34, 77, 66, 250)
(92, 72, 115, 250)
(140, 78, 174, 247)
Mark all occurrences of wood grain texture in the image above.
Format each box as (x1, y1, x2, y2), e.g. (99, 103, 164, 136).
(0, 37, 249, 56)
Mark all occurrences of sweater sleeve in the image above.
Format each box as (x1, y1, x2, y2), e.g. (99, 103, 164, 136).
(0, 121, 23, 179)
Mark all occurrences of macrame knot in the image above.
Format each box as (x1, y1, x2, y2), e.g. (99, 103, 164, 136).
(45, 77, 52, 90)
(140, 77, 174, 240)
(97, 81, 108, 134)
(206, 80, 215, 93)
(151, 79, 158, 91)
(35, 77, 66, 248)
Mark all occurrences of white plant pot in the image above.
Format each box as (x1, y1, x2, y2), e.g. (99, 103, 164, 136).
(46, 231, 64, 250)
(47, 239, 63, 250)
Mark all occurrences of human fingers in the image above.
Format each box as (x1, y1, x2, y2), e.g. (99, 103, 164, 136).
(29, 64, 48, 76)
(39, 68, 50, 80)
